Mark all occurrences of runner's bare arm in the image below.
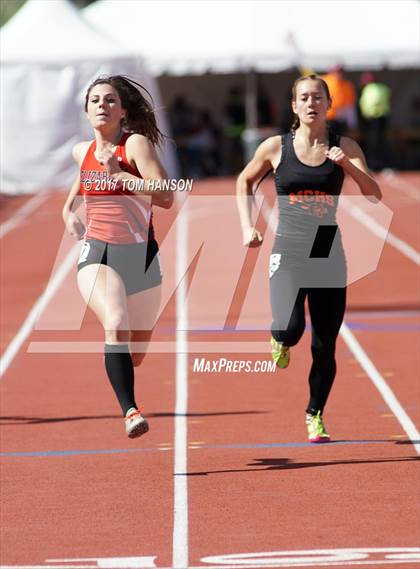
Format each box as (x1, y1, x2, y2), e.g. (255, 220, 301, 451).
(236, 136, 281, 247)
(62, 142, 90, 239)
(327, 137, 382, 202)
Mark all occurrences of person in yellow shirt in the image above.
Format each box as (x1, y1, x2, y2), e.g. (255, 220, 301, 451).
(358, 72, 391, 171)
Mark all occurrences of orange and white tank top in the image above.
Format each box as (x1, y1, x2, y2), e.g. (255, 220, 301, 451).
(79, 133, 155, 244)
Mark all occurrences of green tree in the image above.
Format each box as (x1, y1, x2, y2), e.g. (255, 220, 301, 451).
(1, 0, 26, 26)
(0, 0, 97, 27)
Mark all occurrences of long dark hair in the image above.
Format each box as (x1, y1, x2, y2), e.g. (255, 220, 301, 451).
(85, 75, 164, 146)
(291, 74, 331, 131)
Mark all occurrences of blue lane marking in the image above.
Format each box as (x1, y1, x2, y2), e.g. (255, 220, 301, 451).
(346, 322, 419, 332)
(202, 440, 389, 449)
(170, 321, 420, 333)
(0, 440, 390, 458)
(0, 447, 157, 458)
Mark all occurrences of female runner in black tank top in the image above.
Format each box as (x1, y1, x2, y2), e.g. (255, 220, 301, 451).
(236, 74, 382, 443)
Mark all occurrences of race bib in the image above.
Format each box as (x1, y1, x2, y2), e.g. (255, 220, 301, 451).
(78, 241, 91, 264)
(269, 253, 282, 278)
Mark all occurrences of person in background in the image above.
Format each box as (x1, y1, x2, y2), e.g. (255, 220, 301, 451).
(169, 95, 196, 178)
(223, 86, 246, 174)
(257, 83, 275, 128)
(358, 73, 392, 171)
(184, 109, 222, 178)
(321, 64, 357, 136)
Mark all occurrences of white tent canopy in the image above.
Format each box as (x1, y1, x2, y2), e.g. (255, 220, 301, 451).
(84, 0, 420, 75)
(1, 0, 135, 62)
(0, 0, 177, 194)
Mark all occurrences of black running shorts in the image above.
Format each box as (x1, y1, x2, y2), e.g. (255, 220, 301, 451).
(77, 238, 162, 295)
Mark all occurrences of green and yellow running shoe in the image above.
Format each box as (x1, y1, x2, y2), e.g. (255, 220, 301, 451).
(270, 336, 290, 369)
(306, 411, 330, 443)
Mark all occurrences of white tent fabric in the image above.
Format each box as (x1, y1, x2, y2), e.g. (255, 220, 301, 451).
(0, 0, 178, 195)
(84, 0, 420, 75)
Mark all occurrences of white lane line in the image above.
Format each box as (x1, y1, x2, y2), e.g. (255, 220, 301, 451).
(0, 244, 80, 377)
(173, 198, 189, 567)
(380, 170, 420, 202)
(196, 561, 420, 568)
(339, 196, 420, 266)
(2, 546, 420, 568)
(340, 322, 420, 455)
(0, 192, 50, 239)
(47, 558, 157, 568)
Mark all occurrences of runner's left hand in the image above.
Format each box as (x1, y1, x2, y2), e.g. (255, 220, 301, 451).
(325, 146, 351, 169)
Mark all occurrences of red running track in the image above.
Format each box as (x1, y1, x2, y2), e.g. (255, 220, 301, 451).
(0, 173, 419, 568)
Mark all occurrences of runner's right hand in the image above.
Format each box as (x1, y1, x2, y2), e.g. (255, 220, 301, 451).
(65, 212, 85, 240)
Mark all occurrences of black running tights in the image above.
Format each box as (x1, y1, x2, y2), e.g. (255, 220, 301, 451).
(270, 270, 346, 414)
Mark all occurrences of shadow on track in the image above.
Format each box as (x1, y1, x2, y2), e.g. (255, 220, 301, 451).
(0, 410, 267, 425)
(0, 415, 120, 425)
(181, 454, 419, 476)
(148, 410, 267, 418)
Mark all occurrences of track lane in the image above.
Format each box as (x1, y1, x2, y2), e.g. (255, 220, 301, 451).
(1, 173, 419, 566)
(187, 336, 419, 561)
(0, 335, 177, 567)
(0, 193, 71, 354)
(183, 177, 419, 564)
(1, 195, 180, 567)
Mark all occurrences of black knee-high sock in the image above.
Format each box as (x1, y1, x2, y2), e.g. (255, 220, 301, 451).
(104, 344, 136, 416)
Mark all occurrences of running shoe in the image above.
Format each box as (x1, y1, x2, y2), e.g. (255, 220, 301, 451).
(271, 336, 290, 368)
(306, 411, 330, 443)
(125, 408, 149, 439)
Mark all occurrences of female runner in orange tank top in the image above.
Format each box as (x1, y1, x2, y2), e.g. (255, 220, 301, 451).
(62, 75, 173, 439)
